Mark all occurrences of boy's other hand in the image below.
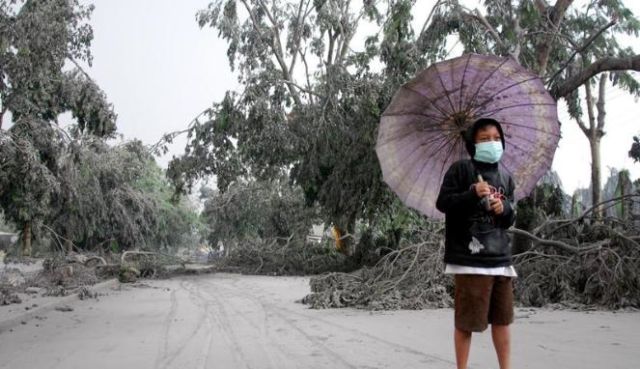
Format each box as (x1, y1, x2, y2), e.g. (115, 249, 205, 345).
(489, 197, 504, 214)
(474, 181, 491, 197)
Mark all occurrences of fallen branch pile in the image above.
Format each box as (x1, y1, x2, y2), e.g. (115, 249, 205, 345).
(214, 236, 350, 276)
(304, 197, 640, 310)
(512, 198, 640, 308)
(302, 238, 453, 310)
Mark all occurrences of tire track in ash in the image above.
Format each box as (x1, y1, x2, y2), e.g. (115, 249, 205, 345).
(154, 286, 178, 369)
(199, 278, 358, 369)
(197, 279, 284, 369)
(197, 277, 317, 369)
(226, 277, 456, 368)
(155, 280, 215, 369)
(185, 278, 252, 369)
(197, 278, 339, 369)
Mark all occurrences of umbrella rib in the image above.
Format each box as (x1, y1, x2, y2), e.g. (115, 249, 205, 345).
(437, 135, 463, 180)
(472, 76, 543, 110)
(403, 133, 461, 208)
(382, 110, 451, 123)
(508, 128, 559, 146)
(384, 130, 460, 183)
(381, 137, 437, 179)
(458, 54, 472, 112)
(378, 127, 456, 150)
(507, 140, 555, 162)
(463, 57, 510, 112)
(400, 85, 452, 119)
(428, 130, 462, 162)
(432, 63, 458, 115)
(477, 102, 557, 117)
(498, 120, 561, 137)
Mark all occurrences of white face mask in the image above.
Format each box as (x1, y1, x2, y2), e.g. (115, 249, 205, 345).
(474, 141, 503, 163)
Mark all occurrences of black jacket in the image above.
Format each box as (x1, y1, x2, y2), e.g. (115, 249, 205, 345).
(436, 159, 516, 267)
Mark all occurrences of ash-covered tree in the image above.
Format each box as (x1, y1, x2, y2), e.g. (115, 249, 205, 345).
(0, 0, 116, 255)
(48, 138, 201, 252)
(169, 0, 640, 247)
(168, 0, 437, 247)
(200, 176, 317, 255)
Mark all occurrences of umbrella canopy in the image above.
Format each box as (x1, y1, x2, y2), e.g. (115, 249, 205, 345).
(376, 53, 560, 219)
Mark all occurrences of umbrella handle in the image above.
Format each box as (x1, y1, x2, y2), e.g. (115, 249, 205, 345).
(477, 174, 484, 183)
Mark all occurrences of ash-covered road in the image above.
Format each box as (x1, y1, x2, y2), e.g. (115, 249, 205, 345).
(0, 274, 637, 369)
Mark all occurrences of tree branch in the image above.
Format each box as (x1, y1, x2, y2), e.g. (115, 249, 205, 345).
(275, 79, 325, 99)
(596, 73, 606, 132)
(551, 55, 640, 99)
(533, 194, 640, 235)
(336, 4, 367, 66)
(508, 227, 584, 254)
(536, 0, 575, 74)
(418, 0, 443, 38)
(240, 0, 302, 106)
(574, 116, 589, 135)
(298, 47, 314, 104)
(287, 0, 308, 76)
(546, 19, 617, 84)
(584, 81, 596, 131)
(472, 9, 508, 52)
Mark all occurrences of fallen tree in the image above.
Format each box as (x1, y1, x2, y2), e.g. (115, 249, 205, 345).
(303, 196, 640, 310)
(212, 236, 350, 276)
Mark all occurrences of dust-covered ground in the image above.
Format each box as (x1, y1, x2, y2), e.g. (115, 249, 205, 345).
(0, 273, 638, 369)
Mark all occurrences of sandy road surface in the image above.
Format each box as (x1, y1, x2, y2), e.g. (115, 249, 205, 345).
(0, 273, 638, 369)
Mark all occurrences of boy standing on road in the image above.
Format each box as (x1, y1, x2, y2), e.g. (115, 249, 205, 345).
(436, 118, 517, 369)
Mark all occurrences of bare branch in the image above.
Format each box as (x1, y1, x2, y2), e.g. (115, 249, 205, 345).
(148, 107, 210, 154)
(552, 55, 640, 99)
(509, 227, 604, 254)
(533, 194, 640, 235)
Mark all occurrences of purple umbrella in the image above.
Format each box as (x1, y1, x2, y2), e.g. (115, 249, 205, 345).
(376, 53, 560, 219)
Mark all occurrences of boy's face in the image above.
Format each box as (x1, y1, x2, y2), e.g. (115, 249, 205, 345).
(474, 125, 501, 144)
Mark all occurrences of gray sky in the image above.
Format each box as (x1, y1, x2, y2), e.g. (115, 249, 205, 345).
(72, 0, 640, 194)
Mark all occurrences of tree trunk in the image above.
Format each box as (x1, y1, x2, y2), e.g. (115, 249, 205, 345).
(22, 221, 32, 257)
(589, 136, 602, 218)
(65, 238, 73, 253)
(582, 76, 606, 219)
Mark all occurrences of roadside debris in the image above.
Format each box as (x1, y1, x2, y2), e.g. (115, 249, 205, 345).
(54, 305, 74, 312)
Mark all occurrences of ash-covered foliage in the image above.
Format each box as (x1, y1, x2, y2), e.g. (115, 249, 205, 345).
(302, 237, 452, 310)
(214, 237, 350, 276)
(0, 1, 201, 255)
(304, 198, 640, 310)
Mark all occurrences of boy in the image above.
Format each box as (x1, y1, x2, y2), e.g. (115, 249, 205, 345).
(436, 118, 516, 369)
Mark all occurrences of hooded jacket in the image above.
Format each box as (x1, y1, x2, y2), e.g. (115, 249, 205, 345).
(435, 120, 516, 267)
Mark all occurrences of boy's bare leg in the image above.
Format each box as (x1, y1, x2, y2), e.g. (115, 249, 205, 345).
(491, 324, 511, 369)
(454, 328, 472, 369)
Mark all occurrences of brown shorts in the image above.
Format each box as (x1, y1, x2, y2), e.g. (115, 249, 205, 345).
(454, 274, 514, 332)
